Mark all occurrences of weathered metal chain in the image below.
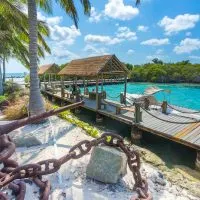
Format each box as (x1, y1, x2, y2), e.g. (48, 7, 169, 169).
(0, 133, 152, 200)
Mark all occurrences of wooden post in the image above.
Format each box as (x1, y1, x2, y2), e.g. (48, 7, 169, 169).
(96, 76, 99, 110)
(61, 76, 65, 98)
(144, 97, 150, 110)
(195, 150, 200, 171)
(161, 101, 167, 114)
(134, 103, 142, 123)
(101, 73, 103, 92)
(44, 83, 47, 91)
(124, 75, 127, 105)
(83, 77, 86, 95)
(120, 92, 124, 104)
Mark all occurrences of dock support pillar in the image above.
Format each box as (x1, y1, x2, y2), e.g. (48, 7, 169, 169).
(131, 126, 142, 144)
(96, 113, 103, 123)
(52, 97, 56, 103)
(195, 151, 200, 171)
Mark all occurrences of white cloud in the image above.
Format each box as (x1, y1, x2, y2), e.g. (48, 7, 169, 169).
(141, 38, 169, 46)
(46, 16, 63, 26)
(116, 27, 137, 40)
(83, 45, 109, 56)
(50, 25, 81, 45)
(189, 55, 200, 60)
(104, 0, 139, 20)
(89, 7, 102, 23)
(127, 49, 135, 55)
(186, 32, 192, 37)
(137, 25, 149, 32)
(84, 34, 123, 45)
(146, 55, 166, 60)
(155, 49, 164, 54)
(174, 38, 200, 54)
(158, 14, 200, 35)
(51, 48, 79, 60)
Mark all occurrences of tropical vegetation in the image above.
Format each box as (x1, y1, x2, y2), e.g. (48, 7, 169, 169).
(127, 59, 200, 83)
(0, 0, 50, 95)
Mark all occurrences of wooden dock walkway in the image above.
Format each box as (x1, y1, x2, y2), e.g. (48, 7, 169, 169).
(42, 89, 200, 151)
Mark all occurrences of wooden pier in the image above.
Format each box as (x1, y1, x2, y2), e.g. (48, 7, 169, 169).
(38, 55, 200, 169)
(42, 89, 200, 150)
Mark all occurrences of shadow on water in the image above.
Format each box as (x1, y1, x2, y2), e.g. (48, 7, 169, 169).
(74, 108, 196, 169)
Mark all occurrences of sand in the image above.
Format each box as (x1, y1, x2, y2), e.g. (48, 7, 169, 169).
(1, 116, 199, 200)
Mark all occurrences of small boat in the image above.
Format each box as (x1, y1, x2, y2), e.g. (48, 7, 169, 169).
(126, 86, 166, 106)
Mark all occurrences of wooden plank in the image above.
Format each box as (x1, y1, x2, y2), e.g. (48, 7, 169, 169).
(174, 122, 200, 139)
(182, 125, 200, 141)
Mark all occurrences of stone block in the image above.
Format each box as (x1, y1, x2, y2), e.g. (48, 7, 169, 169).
(86, 146, 127, 184)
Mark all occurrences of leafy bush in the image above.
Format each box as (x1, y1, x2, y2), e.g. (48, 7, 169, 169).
(54, 105, 100, 138)
(129, 60, 200, 83)
(0, 95, 8, 104)
(4, 80, 22, 96)
(24, 74, 30, 83)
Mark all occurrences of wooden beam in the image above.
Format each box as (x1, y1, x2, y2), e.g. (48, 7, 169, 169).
(96, 76, 99, 110)
(101, 73, 103, 92)
(124, 75, 127, 104)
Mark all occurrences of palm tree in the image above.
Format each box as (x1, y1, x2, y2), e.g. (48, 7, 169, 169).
(26, 0, 91, 115)
(0, 0, 50, 95)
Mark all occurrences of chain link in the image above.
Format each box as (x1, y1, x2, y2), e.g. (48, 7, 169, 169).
(0, 133, 151, 200)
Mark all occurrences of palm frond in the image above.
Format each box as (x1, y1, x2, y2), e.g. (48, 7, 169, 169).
(135, 0, 141, 6)
(79, 0, 91, 15)
(57, 0, 78, 28)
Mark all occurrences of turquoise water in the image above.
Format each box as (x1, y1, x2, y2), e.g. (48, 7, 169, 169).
(83, 83, 200, 110)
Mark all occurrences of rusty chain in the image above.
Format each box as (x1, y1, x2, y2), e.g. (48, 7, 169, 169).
(0, 133, 152, 200)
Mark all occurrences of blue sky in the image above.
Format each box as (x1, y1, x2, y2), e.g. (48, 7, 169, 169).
(7, 0, 200, 73)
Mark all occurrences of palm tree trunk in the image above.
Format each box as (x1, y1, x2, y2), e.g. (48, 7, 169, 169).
(2, 56, 6, 93)
(28, 0, 45, 115)
(0, 59, 3, 95)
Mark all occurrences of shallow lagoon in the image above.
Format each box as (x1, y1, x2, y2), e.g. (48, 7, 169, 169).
(84, 83, 200, 110)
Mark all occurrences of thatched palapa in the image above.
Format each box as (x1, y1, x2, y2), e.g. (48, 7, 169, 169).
(38, 63, 59, 75)
(58, 55, 128, 77)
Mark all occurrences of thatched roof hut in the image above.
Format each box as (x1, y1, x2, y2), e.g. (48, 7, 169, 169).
(58, 55, 128, 77)
(38, 63, 59, 75)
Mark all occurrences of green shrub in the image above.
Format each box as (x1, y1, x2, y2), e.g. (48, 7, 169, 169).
(4, 80, 22, 96)
(54, 105, 100, 138)
(0, 95, 8, 104)
(24, 74, 30, 83)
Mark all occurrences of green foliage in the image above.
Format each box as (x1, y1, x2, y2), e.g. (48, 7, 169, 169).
(0, 0, 51, 68)
(129, 61, 200, 83)
(4, 80, 22, 96)
(24, 74, 30, 83)
(54, 105, 100, 138)
(59, 63, 68, 70)
(0, 95, 8, 103)
(125, 63, 133, 71)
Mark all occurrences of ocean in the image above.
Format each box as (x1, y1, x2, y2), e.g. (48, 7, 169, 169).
(84, 83, 200, 110)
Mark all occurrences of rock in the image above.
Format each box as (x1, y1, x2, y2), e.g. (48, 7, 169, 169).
(150, 171, 166, 186)
(8, 116, 73, 147)
(86, 146, 127, 184)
